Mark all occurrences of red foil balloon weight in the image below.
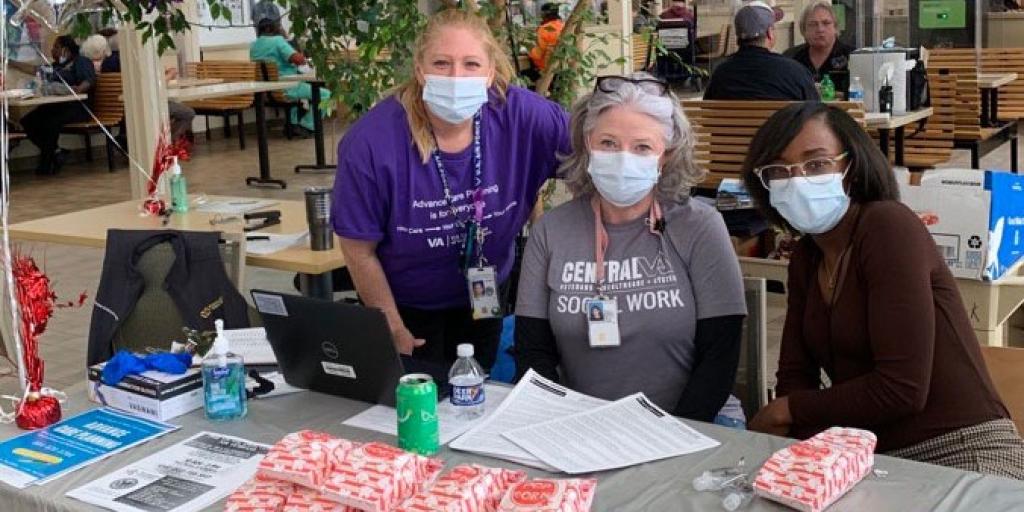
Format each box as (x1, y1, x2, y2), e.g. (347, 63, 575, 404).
(9, 252, 83, 429)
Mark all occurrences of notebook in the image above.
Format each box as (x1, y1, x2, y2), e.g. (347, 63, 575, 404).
(188, 327, 277, 366)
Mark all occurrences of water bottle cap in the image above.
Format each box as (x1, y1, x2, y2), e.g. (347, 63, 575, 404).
(457, 343, 474, 358)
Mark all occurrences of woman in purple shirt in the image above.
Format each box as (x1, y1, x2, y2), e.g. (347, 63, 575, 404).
(332, 9, 570, 369)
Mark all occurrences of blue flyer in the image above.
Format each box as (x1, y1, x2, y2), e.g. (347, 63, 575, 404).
(0, 407, 178, 489)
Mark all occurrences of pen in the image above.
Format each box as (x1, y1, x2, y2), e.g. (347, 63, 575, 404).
(247, 236, 270, 241)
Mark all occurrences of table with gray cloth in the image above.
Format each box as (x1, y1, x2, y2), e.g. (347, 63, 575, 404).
(0, 383, 1022, 511)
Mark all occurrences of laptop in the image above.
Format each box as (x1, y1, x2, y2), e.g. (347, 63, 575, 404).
(250, 289, 448, 406)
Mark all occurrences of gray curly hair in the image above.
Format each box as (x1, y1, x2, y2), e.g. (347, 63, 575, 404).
(560, 73, 705, 201)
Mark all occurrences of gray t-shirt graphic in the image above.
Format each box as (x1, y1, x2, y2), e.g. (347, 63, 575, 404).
(516, 196, 747, 413)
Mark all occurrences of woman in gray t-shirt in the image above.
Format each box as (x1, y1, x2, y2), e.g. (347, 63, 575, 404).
(514, 74, 748, 426)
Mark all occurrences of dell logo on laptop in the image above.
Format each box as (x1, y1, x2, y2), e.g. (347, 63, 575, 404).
(321, 342, 340, 359)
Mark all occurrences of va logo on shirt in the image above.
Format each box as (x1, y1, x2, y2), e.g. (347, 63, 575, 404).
(555, 255, 686, 313)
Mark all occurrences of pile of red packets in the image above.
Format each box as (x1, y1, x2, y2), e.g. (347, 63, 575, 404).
(753, 427, 877, 512)
(226, 430, 597, 512)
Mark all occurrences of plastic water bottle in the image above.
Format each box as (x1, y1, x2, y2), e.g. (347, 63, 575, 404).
(820, 73, 836, 101)
(449, 343, 485, 419)
(848, 76, 864, 103)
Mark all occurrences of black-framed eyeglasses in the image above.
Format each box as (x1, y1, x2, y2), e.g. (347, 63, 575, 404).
(752, 152, 849, 189)
(594, 76, 669, 97)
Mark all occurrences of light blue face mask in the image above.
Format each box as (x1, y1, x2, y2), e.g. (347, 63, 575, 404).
(769, 175, 850, 234)
(422, 75, 489, 124)
(587, 151, 661, 207)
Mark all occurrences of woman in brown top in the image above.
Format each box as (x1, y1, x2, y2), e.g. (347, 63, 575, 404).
(742, 102, 1024, 479)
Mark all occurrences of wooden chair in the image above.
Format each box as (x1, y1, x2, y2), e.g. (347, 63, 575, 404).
(256, 60, 301, 138)
(695, 24, 730, 69)
(980, 346, 1024, 434)
(899, 73, 957, 171)
(682, 100, 867, 188)
(978, 48, 1024, 123)
(928, 49, 1019, 171)
(632, 32, 655, 73)
(61, 73, 124, 172)
(185, 61, 260, 150)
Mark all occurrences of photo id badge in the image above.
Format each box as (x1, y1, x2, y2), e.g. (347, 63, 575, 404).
(467, 266, 502, 320)
(585, 297, 620, 348)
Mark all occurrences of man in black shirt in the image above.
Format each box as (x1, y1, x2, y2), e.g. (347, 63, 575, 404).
(703, 1, 818, 101)
(784, 1, 854, 95)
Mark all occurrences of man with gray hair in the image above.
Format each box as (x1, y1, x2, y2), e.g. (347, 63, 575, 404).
(784, 0, 853, 95)
(703, 1, 817, 101)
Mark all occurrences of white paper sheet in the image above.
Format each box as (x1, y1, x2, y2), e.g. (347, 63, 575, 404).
(66, 432, 269, 512)
(245, 232, 309, 255)
(194, 199, 277, 215)
(503, 393, 719, 474)
(448, 370, 606, 470)
(343, 384, 511, 445)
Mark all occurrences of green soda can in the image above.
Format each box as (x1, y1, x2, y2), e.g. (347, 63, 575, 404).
(396, 373, 439, 456)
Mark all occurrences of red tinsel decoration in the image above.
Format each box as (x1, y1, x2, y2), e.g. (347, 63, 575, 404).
(10, 252, 86, 429)
(145, 132, 192, 201)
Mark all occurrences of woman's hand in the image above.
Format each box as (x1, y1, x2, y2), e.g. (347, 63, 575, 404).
(392, 325, 426, 355)
(749, 396, 792, 437)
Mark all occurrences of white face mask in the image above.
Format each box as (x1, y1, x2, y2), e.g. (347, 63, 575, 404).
(769, 176, 850, 234)
(421, 75, 489, 124)
(587, 151, 660, 207)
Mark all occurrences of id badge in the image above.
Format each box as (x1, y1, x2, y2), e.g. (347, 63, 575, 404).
(585, 297, 620, 348)
(467, 266, 502, 320)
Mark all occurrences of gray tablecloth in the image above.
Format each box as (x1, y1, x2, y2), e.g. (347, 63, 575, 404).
(1, 383, 1022, 511)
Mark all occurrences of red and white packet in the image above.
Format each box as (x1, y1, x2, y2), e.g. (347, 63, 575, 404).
(397, 464, 528, 512)
(225, 475, 296, 512)
(496, 478, 597, 512)
(257, 430, 356, 490)
(282, 486, 358, 512)
(320, 441, 444, 511)
(753, 427, 877, 512)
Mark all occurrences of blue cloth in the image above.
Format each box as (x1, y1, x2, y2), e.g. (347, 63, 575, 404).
(101, 350, 193, 386)
(490, 316, 516, 383)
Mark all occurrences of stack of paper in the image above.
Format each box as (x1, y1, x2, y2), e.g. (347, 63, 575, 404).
(246, 232, 309, 255)
(450, 370, 720, 474)
(195, 199, 277, 214)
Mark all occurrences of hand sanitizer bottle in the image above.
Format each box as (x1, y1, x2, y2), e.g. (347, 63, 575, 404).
(202, 319, 247, 421)
(169, 157, 189, 213)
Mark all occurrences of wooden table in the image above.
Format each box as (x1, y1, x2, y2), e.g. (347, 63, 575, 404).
(7, 195, 344, 299)
(279, 73, 334, 173)
(978, 72, 1018, 128)
(865, 107, 934, 166)
(169, 82, 295, 189)
(738, 256, 1024, 346)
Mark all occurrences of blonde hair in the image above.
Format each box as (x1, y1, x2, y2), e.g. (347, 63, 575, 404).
(798, 0, 837, 37)
(80, 34, 111, 61)
(396, 9, 515, 163)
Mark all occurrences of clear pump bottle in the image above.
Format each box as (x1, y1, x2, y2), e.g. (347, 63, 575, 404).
(201, 319, 247, 421)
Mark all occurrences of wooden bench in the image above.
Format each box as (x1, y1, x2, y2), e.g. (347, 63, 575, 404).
(256, 61, 302, 138)
(927, 49, 1019, 171)
(184, 61, 260, 150)
(899, 73, 957, 170)
(682, 100, 866, 188)
(61, 73, 124, 172)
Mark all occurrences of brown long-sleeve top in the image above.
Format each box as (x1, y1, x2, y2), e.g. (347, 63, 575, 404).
(777, 200, 1009, 452)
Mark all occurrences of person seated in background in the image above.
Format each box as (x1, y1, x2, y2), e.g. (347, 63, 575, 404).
(525, 3, 564, 82)
(703, 1, 818, 101)
(80, 30, 195, 142)
(784, 1, 853, 95)
(514, 74, 749, 428)
(250, 17, 330, 136)
(98, 28, 121, 72)
(10, 35, 94, 175)
(80, 34, 110, 73)
(659, 0, 694, 24)
(742, 102, 1024, 479)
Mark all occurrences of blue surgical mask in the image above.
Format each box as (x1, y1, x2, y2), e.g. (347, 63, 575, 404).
(587, 151, 660, 207)
(769, 176, 850, 234)
(422, 75, 489, 124)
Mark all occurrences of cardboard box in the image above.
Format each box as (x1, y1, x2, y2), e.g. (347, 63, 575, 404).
(896, 168, 1024, 280)
(87, 362, 204, 422)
